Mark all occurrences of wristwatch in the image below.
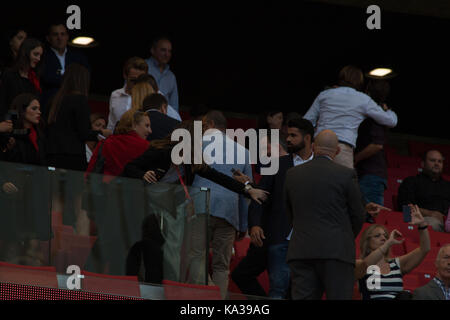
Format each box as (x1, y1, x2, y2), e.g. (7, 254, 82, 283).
(244, 183, 253, 192)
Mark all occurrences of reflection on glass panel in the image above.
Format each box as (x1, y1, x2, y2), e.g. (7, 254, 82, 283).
(0, 160, 210, 294)
(0, 160, 273, 300)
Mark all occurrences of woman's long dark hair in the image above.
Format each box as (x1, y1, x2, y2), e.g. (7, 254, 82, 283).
(13, 38, 43, 75)
(0, 28, 26, 70)
(9, 92, 41, 130)
(47, 63, 90, 124)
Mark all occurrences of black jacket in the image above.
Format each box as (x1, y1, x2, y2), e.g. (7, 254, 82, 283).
(41, 47, 89, 107)
(122, 146, 248, 195)
(284, 156, 365, 265)
(0, 69, 39, 119)
(249, 154, 293, 245)
(46, 94, 99, 157)
(0, 126, 46, 189)
(146, 110, 180, 141)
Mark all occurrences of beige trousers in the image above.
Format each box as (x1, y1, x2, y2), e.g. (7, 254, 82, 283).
(334, 143, 354, 169)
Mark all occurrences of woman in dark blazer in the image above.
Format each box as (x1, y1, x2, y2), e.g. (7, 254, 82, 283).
(123, 120, 268, 204)
(0, 93, 49, 266)
(45, 63, 111, 235)
(46, 63, 110, 171)
(0, 38, 43, 119)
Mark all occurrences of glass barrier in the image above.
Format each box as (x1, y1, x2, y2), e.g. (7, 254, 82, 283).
(0, 160, 271, 300)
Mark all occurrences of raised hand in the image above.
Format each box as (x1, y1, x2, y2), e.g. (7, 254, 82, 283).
(387, 229, 404, 246)
(408, 204, 426, 227)
(366, 202, 391, 217)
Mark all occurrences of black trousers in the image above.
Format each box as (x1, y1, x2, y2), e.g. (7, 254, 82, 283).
(288, 259, 354, 300)
(230, 243, 268, 297)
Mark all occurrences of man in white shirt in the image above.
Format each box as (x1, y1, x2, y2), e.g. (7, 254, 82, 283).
(107, 57, 148, 131)
(304, 65, 398, 169)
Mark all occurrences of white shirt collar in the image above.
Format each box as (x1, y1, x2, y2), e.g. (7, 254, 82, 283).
(293, 152, 314, 166)
(50, 47, 67, 57)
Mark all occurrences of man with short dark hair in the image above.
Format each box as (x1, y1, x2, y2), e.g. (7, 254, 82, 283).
(41, 23, 89, 107)
(135, 74, 181, 121)
(232, 119, 314, 299)
(142, 93, 180, 141)
(146, 36, 179, 111)
(398, 150, 450, 232)
(413, 244, 450, 300)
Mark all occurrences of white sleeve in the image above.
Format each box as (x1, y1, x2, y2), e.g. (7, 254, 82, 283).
(364, 97, 398, 128)
(303, 94, 321, 127)
(106, 94, 116, 131)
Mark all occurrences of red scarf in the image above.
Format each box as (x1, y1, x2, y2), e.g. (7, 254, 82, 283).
(28, 69, 42, 93)
(29, 126, 39, 152)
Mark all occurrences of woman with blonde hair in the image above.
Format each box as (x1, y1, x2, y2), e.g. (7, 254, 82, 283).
(123, 120, 268, 204)
(115, 81, 154, 135)
(87, 111, 151, 181)
(355, 204, 431, 300)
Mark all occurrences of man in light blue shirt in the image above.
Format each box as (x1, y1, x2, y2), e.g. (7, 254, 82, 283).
(146, 37, 179, 111)
(304, 65, 398, 168)
(192, 110, 253, 298)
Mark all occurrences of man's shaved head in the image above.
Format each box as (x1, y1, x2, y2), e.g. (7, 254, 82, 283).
(313, 130, 340, 159)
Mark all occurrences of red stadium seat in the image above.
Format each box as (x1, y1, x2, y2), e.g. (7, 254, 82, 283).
(396, 224, 420, 244)
(0, 261, 58, 288)
(428, 229, 450, 247)
(414, 260, 436, 274)
(403, 274, 420, 292)
(397, 157, 421, 169)
(234, 237, 251, 260)
(374, 210, 390, 225)
(162, 279, 221, 300)
(384, 211, 405, 228)
(414, 271, 434, 287)
(352, 282, 361, 300)
(81, 270, 141, 297)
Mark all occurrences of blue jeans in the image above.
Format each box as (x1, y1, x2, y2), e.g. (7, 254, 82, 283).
(358, 174, 387, 206)
(267, 241, 290, 299)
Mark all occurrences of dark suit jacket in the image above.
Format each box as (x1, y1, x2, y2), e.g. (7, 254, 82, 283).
(41, 47, 89, 108)
(249, 154, 293, 245)
(413, 279, 446, 300)
(0, 69, 40, 119)
(146, 110, 180, 141)
(4, 129, 46, 166)
(122, 146, 248, 195)
(284, 156, 365, 265)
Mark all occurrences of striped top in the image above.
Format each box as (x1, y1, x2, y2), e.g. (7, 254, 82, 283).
(359, 258, 404, 300)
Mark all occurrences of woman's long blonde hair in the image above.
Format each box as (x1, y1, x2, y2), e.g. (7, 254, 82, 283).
(149, 120, 208, 173)
(115, 82, 154, 134)
(359, 224, 391, 260)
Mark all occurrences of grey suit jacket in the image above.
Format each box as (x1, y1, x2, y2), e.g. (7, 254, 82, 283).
(413, 279, 446, 300)
(284, 156, 365, 265)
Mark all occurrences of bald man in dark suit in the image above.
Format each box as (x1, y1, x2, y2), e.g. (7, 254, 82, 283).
(284, 129, 366, 300)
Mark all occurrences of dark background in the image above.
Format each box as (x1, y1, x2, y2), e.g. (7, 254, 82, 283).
(2, 1, 449, 138)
